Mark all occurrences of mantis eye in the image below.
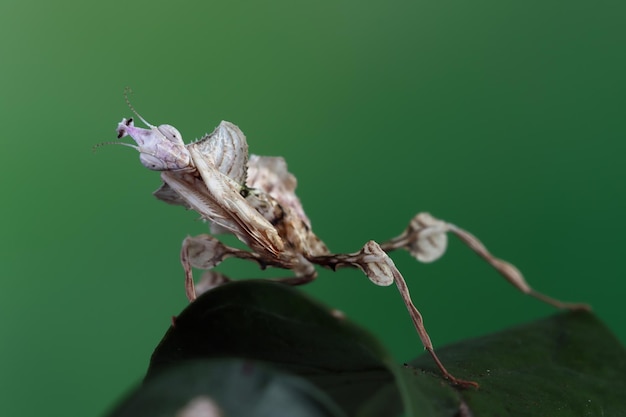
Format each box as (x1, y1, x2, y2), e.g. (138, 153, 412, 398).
(158, 124, 184, 145)
(140, 153, 169, 171)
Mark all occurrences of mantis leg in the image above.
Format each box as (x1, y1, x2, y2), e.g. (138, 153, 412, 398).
(380, 213, 590, 311)
(310, 241, 479, 388)
(181, 234, 316, 301)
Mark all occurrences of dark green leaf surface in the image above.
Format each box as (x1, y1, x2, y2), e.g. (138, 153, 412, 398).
(142, 281, 626, 417)
(108, 359, 346, 417)
(147, 280, 399, 416)
(407, 310, 626, 416)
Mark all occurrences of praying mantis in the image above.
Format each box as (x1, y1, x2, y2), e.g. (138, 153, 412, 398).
(103, 90, 589, 388)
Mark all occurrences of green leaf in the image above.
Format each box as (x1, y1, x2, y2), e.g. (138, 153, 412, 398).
(107, 359, 347, 417)
(146, 280, 402, 417)
(408, 310, 626, 416)
(140, 280, 626, 417)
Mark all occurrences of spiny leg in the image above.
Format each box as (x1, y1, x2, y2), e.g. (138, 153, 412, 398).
(181, 234, 258, 301)
(194, 269, 316, 299)
(181, 234, 317, 301)
(380, 213, 590, 311)
(195, 271, 232, 296)
(310, 241, 479, 388)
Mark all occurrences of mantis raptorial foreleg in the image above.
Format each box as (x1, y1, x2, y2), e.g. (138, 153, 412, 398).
(181, 235, 260, 301)
(380, 213, 591, 311)
(181, 235, 317, 301)
(195, 271, 232, 297)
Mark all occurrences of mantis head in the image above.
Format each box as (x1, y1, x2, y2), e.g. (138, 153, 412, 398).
(115, 117, 192, 171)
(94, 89, 192, 171)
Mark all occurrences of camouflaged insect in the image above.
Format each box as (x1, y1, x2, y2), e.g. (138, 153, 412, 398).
(109, 91, 589, 388)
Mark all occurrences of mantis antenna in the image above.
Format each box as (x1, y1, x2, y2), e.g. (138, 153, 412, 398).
(123, 86, 155, 128)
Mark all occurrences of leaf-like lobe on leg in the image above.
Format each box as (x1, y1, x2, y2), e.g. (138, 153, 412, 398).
(357, 241, 395, 286)
(406, 213, 449, 263)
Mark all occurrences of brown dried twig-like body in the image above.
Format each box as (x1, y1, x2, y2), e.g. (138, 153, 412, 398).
(107, 91, 589, 388)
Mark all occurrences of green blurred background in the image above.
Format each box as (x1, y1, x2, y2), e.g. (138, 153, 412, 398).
(1, 0, 625, 415)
